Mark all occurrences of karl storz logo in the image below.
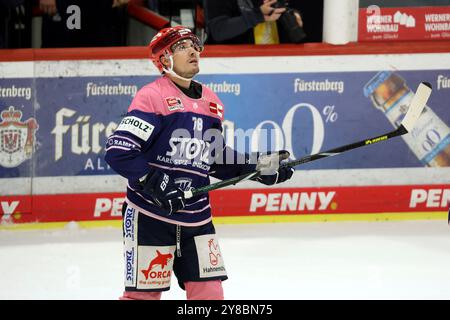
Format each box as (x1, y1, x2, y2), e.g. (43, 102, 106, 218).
(124, 206, 137, 287)
(125, 248, 135, 283)
(0, 106, 38, 168)
(124, 207, 135, 241)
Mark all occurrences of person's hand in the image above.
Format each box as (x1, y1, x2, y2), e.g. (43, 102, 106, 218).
(112, 0, 129, 8)
(256, 165, 295, 185)
(140, 170, 186, 215)
(294, 10, 303, 27)
(40, 0, 57, 16)
(253, 150, 295, 185)
(260, 0, 286, 22)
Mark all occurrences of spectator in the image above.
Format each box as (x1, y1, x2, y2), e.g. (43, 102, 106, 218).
(40, 0, 129, 48)
(204, 0, 305, 44)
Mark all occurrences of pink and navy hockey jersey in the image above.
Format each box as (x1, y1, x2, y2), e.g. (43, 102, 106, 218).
(105, 76, 254, 226)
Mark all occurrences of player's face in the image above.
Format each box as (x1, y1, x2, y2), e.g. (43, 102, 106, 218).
(171, 39, 202, 78)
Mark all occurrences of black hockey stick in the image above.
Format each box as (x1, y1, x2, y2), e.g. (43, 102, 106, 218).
(184, 82, 432, 199)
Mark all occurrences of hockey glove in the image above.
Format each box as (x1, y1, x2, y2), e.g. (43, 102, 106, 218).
(254, 150, 295, 186)
(140, 169, 186, 215)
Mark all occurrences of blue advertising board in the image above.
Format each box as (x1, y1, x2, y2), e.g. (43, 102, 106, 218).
(1, 69, 449, 179)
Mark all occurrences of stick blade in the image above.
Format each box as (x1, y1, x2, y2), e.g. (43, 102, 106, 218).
(401, 82, 432, 132)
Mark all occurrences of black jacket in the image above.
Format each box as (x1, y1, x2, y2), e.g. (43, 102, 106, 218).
(204, 0, 266, 44)
(204, 0, 323, 44)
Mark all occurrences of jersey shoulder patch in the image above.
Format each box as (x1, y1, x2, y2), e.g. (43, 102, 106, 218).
(116, 116, 155, 141)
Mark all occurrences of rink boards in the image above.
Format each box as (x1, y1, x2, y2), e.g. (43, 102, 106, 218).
(0, 44, 449, 227)
(0, 182, 448, 227)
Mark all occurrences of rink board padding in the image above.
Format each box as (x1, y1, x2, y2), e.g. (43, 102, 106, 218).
(0, 185, 447, 225)
(0, 42, 449, 227)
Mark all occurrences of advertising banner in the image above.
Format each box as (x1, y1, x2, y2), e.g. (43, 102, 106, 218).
(359, 1, 450, 41)
(0, 77, 34, 224)
(2, 70, 449, 179)
(0, 53, 449, 225)
(2, 185, 448, 223)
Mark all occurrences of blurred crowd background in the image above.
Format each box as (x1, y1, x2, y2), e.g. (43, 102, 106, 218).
(0, 0, 324, 49)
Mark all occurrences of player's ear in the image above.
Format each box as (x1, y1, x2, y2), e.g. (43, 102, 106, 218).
(160, 55, 170, 69)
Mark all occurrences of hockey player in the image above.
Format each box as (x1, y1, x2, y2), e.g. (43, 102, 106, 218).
(105, 26, 295, 300)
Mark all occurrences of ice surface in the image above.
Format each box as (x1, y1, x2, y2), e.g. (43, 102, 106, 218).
(1, 220, 449, 300)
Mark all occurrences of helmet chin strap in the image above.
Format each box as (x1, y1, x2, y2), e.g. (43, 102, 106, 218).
(162, 55, 194, 82)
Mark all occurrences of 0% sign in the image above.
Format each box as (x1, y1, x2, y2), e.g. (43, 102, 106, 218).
(322, 105, 338, 123)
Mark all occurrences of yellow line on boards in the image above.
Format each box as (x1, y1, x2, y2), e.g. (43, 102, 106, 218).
(0, 212, 446, 231)
(212, 212, 447, 224)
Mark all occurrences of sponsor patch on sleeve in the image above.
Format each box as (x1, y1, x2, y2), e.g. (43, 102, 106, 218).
(116, 116, 155, 141)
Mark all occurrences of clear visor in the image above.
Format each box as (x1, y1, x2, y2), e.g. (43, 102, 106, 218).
(170, 38, 204, 54)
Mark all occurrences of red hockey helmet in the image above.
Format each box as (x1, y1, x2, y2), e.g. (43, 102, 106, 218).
(149, 26, 203, 73)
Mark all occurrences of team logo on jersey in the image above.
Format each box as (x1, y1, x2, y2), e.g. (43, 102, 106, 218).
(174, 177, 193, 191)
(0, 106, 38, 168)
(209, 102, 223, 118)
(165, 97, 184, 111)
